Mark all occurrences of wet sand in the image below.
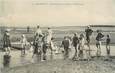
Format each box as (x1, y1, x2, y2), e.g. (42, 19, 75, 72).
(1, 45, 115, 73)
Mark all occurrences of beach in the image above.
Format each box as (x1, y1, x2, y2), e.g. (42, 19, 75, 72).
(1, 44, 115, 73)
(1, 26, 115, 73)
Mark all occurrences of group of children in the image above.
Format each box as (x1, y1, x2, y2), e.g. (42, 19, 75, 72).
(61, 26, 111, 60)
(61, 33, 86, 60)
(3, 25, 111, 66)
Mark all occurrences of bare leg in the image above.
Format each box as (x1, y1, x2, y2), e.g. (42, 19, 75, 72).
(72, 46, 77, 60)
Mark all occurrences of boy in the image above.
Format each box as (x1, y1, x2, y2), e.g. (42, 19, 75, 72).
(61, 36, 70, 59)
(72, 33, 79, 60)
(85, 26, 93, 56)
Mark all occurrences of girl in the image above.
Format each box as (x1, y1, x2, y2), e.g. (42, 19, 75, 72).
(20, 34, 28, 56)
(3, 30, 11, 55)
(96, 30, 104, 57)
(78, 34, 85, 59)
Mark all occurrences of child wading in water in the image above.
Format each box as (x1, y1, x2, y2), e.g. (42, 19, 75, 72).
(3, 30, 11, 55)
(20, 34, 28, 56)
(78, 34, 85, 60)
(61, 36, 70, 59)
(96, 30, 104, 57)
(106, 35, 111, 58)
(72, 33, 79, 60)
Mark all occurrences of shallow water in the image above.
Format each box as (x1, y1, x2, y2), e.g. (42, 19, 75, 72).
(0, 45, 115, 68)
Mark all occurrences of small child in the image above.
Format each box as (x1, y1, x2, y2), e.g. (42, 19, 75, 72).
(78, 34, 85, 59)
(96, 30, 104, 57)
(72, 33, 79, 60)
(106, 35, 111, 57)
(3, 30, 11, 55)
(61, 36, 70, 59)
(20, 34, 28, 56)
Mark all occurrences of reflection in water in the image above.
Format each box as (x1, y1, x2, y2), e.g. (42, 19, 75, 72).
(1, 45, 115, 69)
(3, 54, 11, 68)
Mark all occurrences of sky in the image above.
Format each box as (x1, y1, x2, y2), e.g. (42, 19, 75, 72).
(0, 0, 115, 27)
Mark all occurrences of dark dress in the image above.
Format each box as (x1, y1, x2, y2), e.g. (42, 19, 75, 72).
(33, 35, 42, 55)
(85, 28, 93, 43)
(3, 33, 11, 48)
(72, 36, 79, 47)
(106, 38, 110, 45)
(62, 39, 69, 49)
(96, 33, 104, 41)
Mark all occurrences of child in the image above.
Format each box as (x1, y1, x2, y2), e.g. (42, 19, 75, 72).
(3, 30, 11, 55)
(49, 37, 55, 59)
(61, 36, 70, 59)
(85, 26, 93, 56)
(78, 34, 85, 59)
(32, 33, 42, 59)
(20, 34, 28, 56)
(72, 33, 79, 60)
(96, 30, 104, 57)
(42, 33, 48, 60)
(106, 34, 111, 57)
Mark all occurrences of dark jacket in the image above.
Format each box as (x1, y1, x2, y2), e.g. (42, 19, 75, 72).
(62, 39, 69, 48)
(72, 36, 79, 46)
(3, 33, 11, 47)
(96, 33, 104, 41)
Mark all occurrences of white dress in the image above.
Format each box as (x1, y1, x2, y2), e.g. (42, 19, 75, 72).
(35, 28, 43, 36)
(47, 29, 53, 44)
(21, 37, 27, 48)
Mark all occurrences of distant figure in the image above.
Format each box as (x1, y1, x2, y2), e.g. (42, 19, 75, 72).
(20, 34, 28, 56)
(27, 26, 30, 32)
(72, 33, 79, 60)
(96, 30, 104, 57)
(61, 36, 70, 59)
(106, 34, 111, 57)
(47, 27, 53, 44)
(78, 34, 85, 59)
(85, 26, 93, 56)
(3, 30, 11, 55)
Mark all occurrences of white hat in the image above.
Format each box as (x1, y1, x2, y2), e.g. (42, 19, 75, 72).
(87, 25, 90, 28)
(22, 34, 25, 38)
(37, 24, 40, 26)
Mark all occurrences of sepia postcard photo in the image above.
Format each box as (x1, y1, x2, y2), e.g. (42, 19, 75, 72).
(0, 0, 115, 73)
